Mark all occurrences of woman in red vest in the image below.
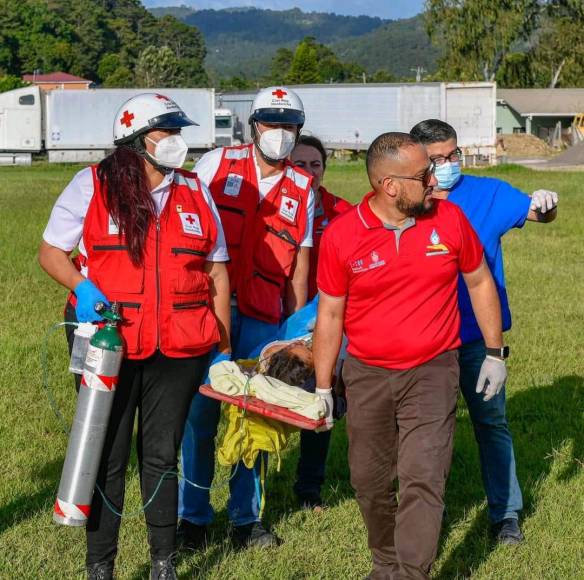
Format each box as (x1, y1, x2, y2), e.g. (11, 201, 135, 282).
(289, 135, 352, 509)
(38, 93, 231, 580)
(291, 135, 352, 301)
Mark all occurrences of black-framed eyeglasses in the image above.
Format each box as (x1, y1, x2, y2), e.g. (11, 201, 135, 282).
(431, 147, 463, 166)
(377, 160, 436, 186)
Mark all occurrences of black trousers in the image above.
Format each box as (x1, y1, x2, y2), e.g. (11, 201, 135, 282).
(65, 304, 209, 564)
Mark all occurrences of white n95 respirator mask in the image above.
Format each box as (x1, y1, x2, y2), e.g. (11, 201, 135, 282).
(257, 128, 297, 160)
(145, 134, 189, 169)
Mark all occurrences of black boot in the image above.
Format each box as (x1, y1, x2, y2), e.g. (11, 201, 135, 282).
(150, 555, 178, 580)
(177, 519, 208, 551)
(86, 561, 114, 580)
(232, 521, 279, 548)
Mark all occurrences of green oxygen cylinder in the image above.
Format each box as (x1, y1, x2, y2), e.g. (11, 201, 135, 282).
(90, 302, 124, 351)
(54, 302, 125, 526)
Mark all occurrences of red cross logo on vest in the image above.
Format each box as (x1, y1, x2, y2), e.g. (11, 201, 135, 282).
(155, 94, 170, 101)
(285, 199, 294, 211)
(120, 110, 134, 128)
(185, 214, 196, 225)
(272, 89, 287, 99)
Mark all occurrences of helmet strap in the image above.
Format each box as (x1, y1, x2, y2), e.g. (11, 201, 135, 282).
(129, 134, 173, 175)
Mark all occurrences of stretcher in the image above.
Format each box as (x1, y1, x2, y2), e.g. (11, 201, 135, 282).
(199, 385, 325, 430)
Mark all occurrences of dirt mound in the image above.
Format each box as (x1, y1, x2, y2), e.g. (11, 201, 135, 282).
(545, 141, 584, 166)
(496, 133, 555, 158)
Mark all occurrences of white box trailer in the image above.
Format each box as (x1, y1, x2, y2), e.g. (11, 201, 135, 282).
(0, 86, 215, 163)
(217, 82, 497, 162)
(45, 88, 215, 162)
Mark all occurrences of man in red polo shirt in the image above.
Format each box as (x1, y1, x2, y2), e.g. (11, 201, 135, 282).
(313, 133, 507, 579)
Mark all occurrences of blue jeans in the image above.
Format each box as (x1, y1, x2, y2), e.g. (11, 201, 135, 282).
(294, 429, 331, 500)
(459, 339, 523, 523)
(179, 309, 278, 526)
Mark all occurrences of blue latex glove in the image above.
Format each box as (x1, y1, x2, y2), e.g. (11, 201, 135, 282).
(74, 279, 109, 322)
(203, 350, 231, 385)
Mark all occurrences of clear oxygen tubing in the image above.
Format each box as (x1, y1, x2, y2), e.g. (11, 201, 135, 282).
(42, 321, 251, 519)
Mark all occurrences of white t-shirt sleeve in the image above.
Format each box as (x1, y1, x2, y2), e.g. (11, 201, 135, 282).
(300, 187, 315, 248)
(193, 147, 223, 188)
(200, 182, 229, 262)
(42, 167, 94, 252)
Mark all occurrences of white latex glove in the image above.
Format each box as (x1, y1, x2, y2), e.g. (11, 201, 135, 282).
(315, 388, 334, 432)
(475, 356, 507, 402)
(530, 189, 558, 213)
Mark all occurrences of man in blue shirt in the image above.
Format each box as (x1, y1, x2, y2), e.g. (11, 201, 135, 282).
(410, 119, 558, 545)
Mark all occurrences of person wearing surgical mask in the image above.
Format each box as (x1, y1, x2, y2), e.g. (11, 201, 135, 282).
(411, 119, 559, 547)
(179, 87, 316, 549)
(39, 93, 231, 579)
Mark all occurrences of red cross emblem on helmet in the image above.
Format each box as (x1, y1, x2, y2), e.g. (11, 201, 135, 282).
(155, 94, 171, 101)
(120, 110, 134, 128)
(272, 89, 287, 99)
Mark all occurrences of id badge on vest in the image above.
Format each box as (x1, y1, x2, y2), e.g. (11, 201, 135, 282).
(224, 173, 243, 197)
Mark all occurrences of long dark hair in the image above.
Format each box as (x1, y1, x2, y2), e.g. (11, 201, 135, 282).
(97, 146, 156, 267)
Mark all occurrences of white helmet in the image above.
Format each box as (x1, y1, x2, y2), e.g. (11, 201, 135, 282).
(113, 93, 197, 145)
(249, 86, 305, 127)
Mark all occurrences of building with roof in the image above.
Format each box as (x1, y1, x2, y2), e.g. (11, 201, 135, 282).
(497, 88, 584, 141)
(21, 71, 93, 91)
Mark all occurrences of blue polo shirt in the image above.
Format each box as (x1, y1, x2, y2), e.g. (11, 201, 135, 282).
(447, 174, 531, 344)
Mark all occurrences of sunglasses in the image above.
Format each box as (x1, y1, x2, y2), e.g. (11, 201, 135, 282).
(378, 160, 436, 186)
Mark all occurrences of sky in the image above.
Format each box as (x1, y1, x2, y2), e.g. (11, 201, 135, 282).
(142, 0, 426, 20)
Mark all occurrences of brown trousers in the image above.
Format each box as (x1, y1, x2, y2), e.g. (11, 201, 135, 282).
(343, 351, 459, 580)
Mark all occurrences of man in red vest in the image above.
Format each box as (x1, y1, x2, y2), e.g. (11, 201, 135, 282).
(179, 87, 320, 548)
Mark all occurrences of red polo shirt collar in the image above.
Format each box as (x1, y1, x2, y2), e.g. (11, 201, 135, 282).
(356, 191, 384, 229)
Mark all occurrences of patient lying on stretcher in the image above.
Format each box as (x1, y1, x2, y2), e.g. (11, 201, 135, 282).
(208, 337, 346, 420)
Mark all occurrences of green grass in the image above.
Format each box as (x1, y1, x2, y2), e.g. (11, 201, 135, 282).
(0, 161, 582, 579)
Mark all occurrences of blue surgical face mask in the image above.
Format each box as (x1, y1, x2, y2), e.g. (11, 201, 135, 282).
(434, 161, 462, 190)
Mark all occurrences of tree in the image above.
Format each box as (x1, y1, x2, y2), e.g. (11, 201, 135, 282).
(286, 39, 320, 84)
(0, 75, 28, 92)
(532, 16, 584, 87)
(270, 48, 294, 85)
(426, 0, 541, 81)
(0, 0, 209, 87)
(135, 45, 180, 88)
(370, 70, 396, 83)
(496, 53, 535, 88)
(529, 1, 584, 88)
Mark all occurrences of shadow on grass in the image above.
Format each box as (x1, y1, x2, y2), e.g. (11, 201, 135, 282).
(435, 374, 583, 578)
(264, 416, 353, 521)
(0, 458, 63, 534)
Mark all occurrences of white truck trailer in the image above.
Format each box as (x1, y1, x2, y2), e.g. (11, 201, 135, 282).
(0, 86, 216, 164)
(217, 82, 497, 163)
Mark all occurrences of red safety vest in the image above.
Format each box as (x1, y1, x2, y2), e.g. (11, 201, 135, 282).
(70, 167, 220, 360)
(209, 144, 312, 323)
(308, 186, 353, 300)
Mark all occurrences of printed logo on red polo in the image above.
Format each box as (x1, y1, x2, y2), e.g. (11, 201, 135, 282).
(179, 212, 203, 236)
(351, 250, 386, 273)
(425, 228, 449, 256)
(280, 196, 299, 222)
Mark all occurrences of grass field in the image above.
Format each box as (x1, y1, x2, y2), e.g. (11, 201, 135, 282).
(0, 161, 582, 579)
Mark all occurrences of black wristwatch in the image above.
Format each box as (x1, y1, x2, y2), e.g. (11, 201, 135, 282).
(486, 346, 510, 359)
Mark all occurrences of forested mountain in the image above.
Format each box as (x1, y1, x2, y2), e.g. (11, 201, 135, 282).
(150, 7, 438, 81)
(332, 17, 436, 78)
